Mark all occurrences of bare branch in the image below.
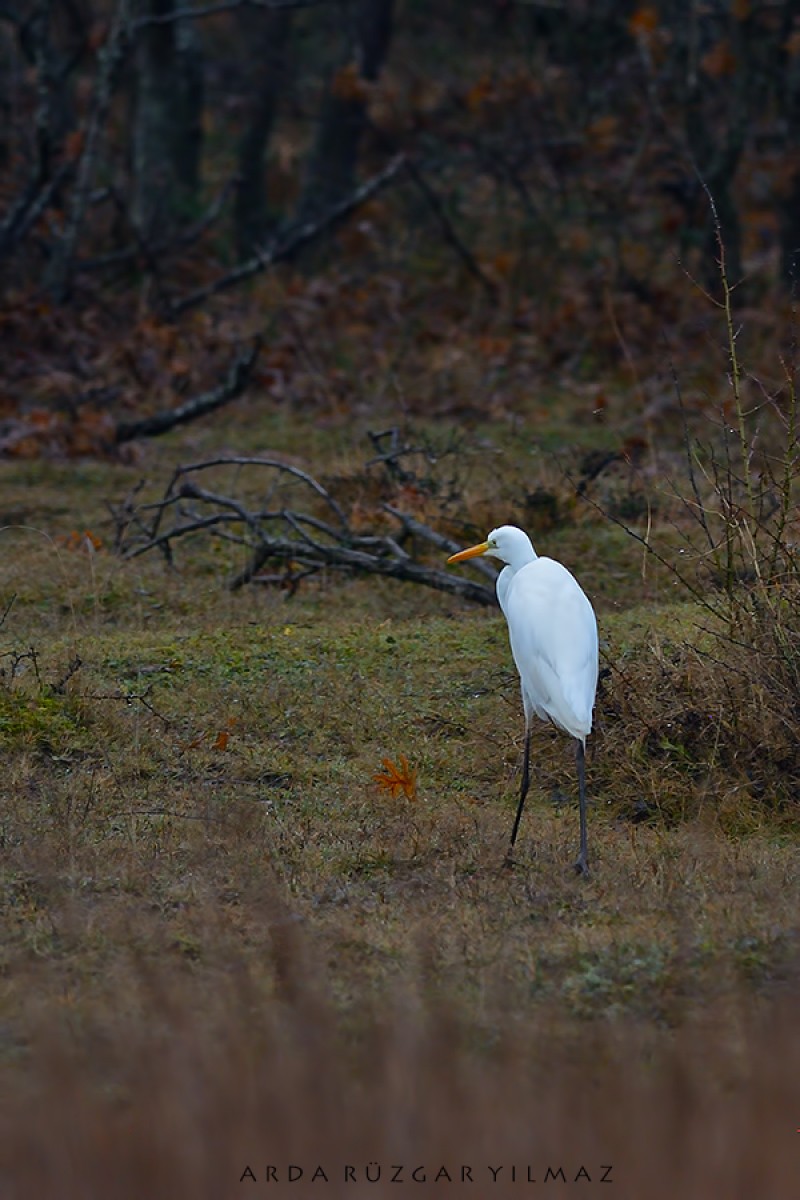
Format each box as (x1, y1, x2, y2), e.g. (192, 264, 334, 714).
(167, 154, 405, 316)
(114, 339, 262, 443)
(399, 155, 499, 301)
(45, 0, 131, 300)
(0, 0, 62, 261)
(5, 161, 75, 250)
(75, 179, 236, 273)
(113, 456, 497, 606)
(51, 655, 83, 694)
(0, 593, 17, 630)
(383, 504, 499, 583)
(160, 455, 348, 526)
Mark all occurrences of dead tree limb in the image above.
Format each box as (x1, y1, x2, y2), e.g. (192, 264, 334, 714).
(399, 155, 499, 301)
(167, 154, 405, 316)
(114, 339, 262, 443)
(111, 455, 496, 605)
(75, 178, 235, 273)
(0, 0, 61, 261)
(382, 504, 498, 583)
(45, 0, 131, 300)
(0, 161, 74, 259)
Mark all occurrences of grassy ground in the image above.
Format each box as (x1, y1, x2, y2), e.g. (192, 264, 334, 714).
(1, 395, 799, 1196)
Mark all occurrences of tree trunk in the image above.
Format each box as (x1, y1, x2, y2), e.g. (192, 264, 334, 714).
(297, 0, 394, 224)
(673, 0, 749, 295)
(779, 1, 800, 288)
(132, 0, 204, 238)
(234, 8, 293, 258)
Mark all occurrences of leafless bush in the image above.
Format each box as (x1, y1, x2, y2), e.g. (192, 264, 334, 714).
(590, 187, 800, 819)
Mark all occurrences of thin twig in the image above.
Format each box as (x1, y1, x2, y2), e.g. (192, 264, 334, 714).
(0, 593, 17, 631)
(51, 655, 83, 694)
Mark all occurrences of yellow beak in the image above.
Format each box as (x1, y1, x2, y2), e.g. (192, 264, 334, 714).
(447, 540, 490, 564)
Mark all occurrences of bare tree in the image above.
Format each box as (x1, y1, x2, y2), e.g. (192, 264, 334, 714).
(234, 5, 293, 256)
(132, 0, 204, 237)
(297, 0, 393, 223)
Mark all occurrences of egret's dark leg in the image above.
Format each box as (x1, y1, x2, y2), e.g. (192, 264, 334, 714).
(574, 738, 589, 876)
(505, 726, 532, 864)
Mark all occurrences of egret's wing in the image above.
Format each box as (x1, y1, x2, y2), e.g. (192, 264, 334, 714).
(504, 558, 598, 739)
(495, 565, 513, 618)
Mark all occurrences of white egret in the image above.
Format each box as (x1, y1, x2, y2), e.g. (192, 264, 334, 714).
(448, 526, 598, 874)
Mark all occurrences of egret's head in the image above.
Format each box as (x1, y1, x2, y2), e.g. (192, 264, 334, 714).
(447, 525, 535, 567)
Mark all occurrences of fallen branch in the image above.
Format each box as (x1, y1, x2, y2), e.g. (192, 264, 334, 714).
(167, 154, 405, 316)
(112, 455, 497, 605)
(382, 504, 498, 583)
(114, 339, 262, 443)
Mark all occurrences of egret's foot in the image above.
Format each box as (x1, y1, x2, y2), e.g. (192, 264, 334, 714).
(573, 853, 590, 877)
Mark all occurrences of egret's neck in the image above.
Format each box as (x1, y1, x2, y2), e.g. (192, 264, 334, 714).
(501, 541, 537, 574)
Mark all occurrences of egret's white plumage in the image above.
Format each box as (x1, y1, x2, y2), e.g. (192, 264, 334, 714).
(448, 525, 598, 873)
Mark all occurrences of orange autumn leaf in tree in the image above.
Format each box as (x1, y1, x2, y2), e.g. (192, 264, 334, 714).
(64, 130, 85, 161)
(586, 114, 618, 152)
(701, 39, 737, 78)
(628, 6, 659, 37)
(477, 334, 512, 360)
(465, 74, 493, 112)
(332, 62, 369, 102)
(373, 755, 417, 802)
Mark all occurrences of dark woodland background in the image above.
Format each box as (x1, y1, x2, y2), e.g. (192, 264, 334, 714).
(1, 0, 799, 451)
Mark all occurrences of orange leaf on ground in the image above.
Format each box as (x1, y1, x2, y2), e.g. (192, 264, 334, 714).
(63, 529, 103, 552)
(373, 755, 417, 802)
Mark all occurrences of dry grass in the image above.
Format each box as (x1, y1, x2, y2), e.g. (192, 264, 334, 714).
(3, 924, 799, 1200)
(1, 393, 799, 1195)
